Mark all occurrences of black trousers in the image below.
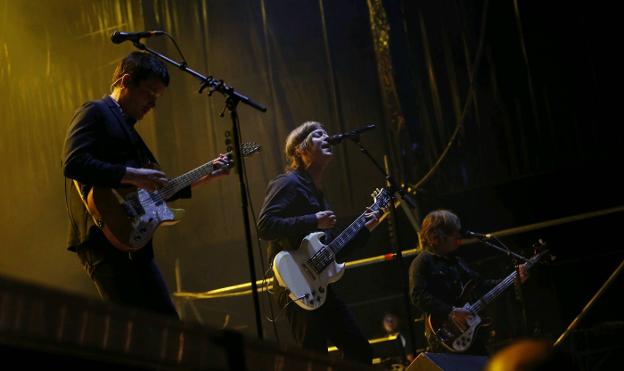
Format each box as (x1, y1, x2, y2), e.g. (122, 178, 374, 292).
(280, 287, 372, 364)
(76, 231, 178, 319)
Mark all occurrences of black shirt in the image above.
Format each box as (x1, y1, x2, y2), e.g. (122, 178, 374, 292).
(257, 168, 369, 263)
(63, 96, 190, 252)
(409, 250, 496, 320)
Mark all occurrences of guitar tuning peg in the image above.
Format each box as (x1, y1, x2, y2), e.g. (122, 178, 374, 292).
(549, 254, 557, 262)
(532, 239, 547, 250)
(223, 131, 232, 147)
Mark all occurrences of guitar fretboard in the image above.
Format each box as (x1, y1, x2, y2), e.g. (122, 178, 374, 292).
(157, 161, 219, 201)
(469, 252, 544, 313)
(308, 190, 389, 273)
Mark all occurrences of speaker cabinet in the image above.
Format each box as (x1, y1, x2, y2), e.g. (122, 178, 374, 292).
(406, 352, 488, 371)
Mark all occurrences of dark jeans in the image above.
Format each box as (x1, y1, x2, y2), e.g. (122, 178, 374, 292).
(76, 232, 178, 319)
(280, 287, 373, 364)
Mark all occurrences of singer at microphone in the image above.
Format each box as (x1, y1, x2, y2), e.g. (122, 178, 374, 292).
(257, 120, 381, 363)
(327, 124, 376, 145)
(111, 30, 165, 44)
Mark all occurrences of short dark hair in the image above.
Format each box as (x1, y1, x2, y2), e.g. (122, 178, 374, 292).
(419, 210, 461, 252)
(111, 51, 169, 88)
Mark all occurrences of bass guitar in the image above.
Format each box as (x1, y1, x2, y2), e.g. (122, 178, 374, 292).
(78, 142, 261, 252)
(272, 188, 391, 310)
(425, 249, 548, 352)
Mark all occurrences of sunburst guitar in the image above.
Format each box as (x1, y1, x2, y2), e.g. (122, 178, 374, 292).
(78, 142, 261, 252)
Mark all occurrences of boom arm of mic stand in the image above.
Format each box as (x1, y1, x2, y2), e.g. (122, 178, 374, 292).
(477, 237, 530, 263)
(348, 137, 418, 211)
(131, 41, 266, 112)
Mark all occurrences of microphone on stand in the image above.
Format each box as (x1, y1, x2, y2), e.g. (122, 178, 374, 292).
(462, 229, 492, 239)
(327, 124, 376, 145)
(111, 30, 165, 44)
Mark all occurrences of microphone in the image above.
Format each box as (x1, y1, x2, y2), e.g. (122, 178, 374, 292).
(327, 124, 376, 145)
(111, 30, 165, 44)
(462, 229, 492, 239)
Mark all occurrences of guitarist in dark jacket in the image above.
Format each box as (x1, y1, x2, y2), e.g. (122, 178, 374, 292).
(257, 121, 380, 364)
(408, 210, 527, 354)
(63, 51, 228, 318)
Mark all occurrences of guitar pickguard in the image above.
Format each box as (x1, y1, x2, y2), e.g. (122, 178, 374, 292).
(273, 232, 345, 310)
(271, 188, 391, 310)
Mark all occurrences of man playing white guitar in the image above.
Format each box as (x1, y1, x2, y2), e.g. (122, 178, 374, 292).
(258, 121, 382, 365)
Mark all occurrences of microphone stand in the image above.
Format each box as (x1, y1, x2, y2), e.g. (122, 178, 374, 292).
(345, 134, 419, 357)
(473, 235, 529, 263)
(474, 234, 530, 336)
(130, 41, 267, 340)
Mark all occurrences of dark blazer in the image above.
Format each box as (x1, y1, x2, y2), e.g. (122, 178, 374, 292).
(63, 96, 190, 251)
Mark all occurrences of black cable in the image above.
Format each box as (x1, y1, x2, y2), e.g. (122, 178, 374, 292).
(265, 294, 307, 324)
(163, 32, 189, 69)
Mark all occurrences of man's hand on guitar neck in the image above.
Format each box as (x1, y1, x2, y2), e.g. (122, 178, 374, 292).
(193, 154, 231, 188)
(364, 207, 382, 231)
(122, 167, 168, 192)
(315, 208, 381, 231)
(517, 263, 529, 283)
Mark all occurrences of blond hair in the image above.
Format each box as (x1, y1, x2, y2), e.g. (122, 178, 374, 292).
(284, 121, 325, 171)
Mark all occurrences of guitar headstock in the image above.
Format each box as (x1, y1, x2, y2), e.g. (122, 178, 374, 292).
(221, 142, 261, 169)
(524, 240, 553, 269)
(240, 142, 261, 157)
(531, 239, 554, 263)
(371, 188, 392, 214)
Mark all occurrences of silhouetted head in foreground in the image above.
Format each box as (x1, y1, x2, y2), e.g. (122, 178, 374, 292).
(486, 339, 578, 371)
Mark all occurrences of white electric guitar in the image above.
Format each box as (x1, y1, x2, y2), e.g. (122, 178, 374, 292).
(272, 188, 392, 310)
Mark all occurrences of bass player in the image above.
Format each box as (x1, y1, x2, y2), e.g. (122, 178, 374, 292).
(408, 209, 528, 354)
